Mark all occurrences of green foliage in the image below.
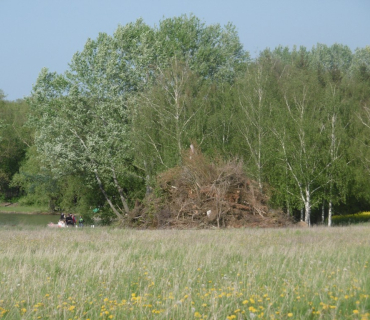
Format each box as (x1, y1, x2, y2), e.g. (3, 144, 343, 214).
(3, 16, 370, 220)
(155, 15, 248, 82)
(11, 147, 58, 208)
(0, 96, 31, 199)
(331, 212, 370, 225)
(130, 59, 214, 174)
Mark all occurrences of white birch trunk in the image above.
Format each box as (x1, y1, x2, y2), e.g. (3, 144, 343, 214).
(304, 187, 311, 226)
(328, 200, 333, 227)
(322, 202, 325, 224)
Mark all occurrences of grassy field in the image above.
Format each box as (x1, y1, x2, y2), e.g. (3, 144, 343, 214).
(0, 225, 369, 320)
(0, 205, 49, 214)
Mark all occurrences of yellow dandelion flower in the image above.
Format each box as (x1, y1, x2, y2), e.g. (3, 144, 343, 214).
(287, 313, 293, 317)
(242, 300, 249, 304)
(249, 306, 257, 313)
(194, 311, 202, 318)
(353, 310, 359, 314)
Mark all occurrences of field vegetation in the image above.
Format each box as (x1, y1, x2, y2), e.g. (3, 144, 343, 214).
(0, 225, 369, 319)
(0, 204, 48, 214)
(332, 212, 370, 225)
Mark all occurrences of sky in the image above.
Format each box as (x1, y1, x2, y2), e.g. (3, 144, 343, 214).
(0, 0, 369, 101)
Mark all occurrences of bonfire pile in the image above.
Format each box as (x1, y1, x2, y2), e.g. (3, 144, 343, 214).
(129, 148, 293, 228)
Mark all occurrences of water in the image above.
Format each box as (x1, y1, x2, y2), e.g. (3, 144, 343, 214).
(0, 213, 59, 226)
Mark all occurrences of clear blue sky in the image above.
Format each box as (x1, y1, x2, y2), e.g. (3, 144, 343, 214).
(1, 0, 369, 101)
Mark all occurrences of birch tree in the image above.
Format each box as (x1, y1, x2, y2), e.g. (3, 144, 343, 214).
(272, 67, 330, 225)
(321, 80, 350, 226)
(236, 57, 276, 191)
(131, 58, 211, 172)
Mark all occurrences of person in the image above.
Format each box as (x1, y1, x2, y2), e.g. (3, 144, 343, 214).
(57, 220, 66, 228)
(60, 212, 65, 221)
(47, 222, 58, 228)
(72, 214, 76, 226)
(65, 214, 74, 226)
(78, 216, 84, 228)
(47, 220, 65, 228)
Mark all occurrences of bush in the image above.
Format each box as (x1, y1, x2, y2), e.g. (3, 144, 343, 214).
(332, 212, 370, 225)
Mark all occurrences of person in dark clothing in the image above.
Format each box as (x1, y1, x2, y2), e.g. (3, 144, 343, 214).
(60, 212, 66, 221)
(65, 214, 74, 226)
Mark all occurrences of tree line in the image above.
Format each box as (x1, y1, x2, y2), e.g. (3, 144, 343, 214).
(1, 15, 370, 225)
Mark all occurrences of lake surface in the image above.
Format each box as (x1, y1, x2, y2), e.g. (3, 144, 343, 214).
(0, 213, 59, 226)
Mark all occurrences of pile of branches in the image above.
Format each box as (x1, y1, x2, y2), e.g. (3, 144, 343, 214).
(129, 148, 293, 228)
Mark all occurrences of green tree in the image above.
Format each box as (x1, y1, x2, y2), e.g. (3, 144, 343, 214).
(154, 14, 248, 82)
(29, 65, 139, 220)
(29, 15, 248, 219)
(235, 56, 278, 192)
(11, 146, 59, 209)
(129, 15, 248, 176)
(131, 58, 213, 175)
(0, 94, 31, 199)
(271, 65, 330, 225)
(320, 79, 351, 226)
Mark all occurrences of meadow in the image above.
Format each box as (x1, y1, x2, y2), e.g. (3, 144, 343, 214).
(0, 225, 369, 319)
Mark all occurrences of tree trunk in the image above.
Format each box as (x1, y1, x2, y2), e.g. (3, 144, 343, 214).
(304, 187, 311, 226)
(321, 201, 325, 224)
(328, 200, 333, 227)
(94, 170, 123, 220)
(112, 166, 130, 214)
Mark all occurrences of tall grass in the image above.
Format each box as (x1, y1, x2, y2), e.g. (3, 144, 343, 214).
(0, 225, 369, 319)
